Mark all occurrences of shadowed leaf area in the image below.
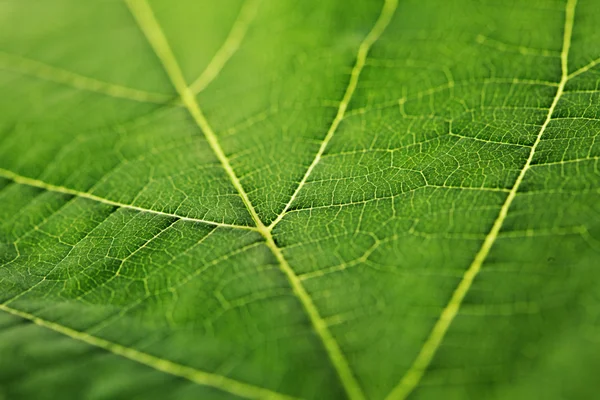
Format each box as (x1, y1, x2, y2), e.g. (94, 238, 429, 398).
(1, 0, 599, 399)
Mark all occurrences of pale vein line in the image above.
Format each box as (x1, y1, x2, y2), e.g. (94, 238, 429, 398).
(0, 304, 296, 400)
(269, 0, 399, 229)
(123, 1, 378, 398)
(124, 0, 264, 230)
(0, 51, 172, 104)
(0, 168, 256, 231)
(189, 0, 260, 94)
(475, 34, 560, 58)
(568, 56, 600, 79)
(385, 1, 578, 399)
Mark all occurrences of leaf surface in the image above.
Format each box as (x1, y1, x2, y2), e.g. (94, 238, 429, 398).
(1, 0, 599, 399)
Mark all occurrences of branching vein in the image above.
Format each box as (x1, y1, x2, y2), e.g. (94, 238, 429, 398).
(123, 1, 394, 398)
(568, 56, 600, 79)
(1, 0, 593, 399)
(269, 0, 399, 229)
(385, 1, 578, 398)
(124, 0, 265, 231)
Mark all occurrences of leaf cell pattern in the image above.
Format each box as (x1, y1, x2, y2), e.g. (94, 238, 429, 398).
(1, 0, 599, 399)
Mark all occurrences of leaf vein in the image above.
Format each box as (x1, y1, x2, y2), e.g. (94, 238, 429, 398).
(0, 305, 297, 400)
(0, 168, 255, 231)
(269, 0, 399, 230)
(123, 1, 383, 398)
(189, 0, 260, 94)
(0, 51, 172, 104)
(385, 1, 579, 398)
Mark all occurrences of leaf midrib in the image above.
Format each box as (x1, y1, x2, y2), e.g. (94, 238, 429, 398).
(123, 1, 398, 399)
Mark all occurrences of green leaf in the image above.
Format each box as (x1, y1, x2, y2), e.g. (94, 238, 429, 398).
(1, 0, 599, 399)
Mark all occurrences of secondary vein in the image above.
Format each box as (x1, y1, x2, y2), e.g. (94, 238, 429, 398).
(0, 51, 172, 104)
(189, 0, 260, 94)
(269, 0, 399, 230)
(0, 304, 296, 400)
(385, 1, 578, 399)
(0, 168, 255, 231)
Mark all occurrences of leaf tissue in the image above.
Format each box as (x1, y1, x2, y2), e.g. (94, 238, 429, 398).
(0, 0, 599, 399)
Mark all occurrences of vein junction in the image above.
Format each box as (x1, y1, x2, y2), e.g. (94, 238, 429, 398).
(1, 0, 586, 398)
(122, 1, 398, 399)
(0, 0, 400, 396)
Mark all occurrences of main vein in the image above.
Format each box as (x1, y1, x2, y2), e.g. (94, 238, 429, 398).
(0, 167, 255, 231)
(0, 304, 295, 400)
(124, 0, 265, 231)
(385, 1, 578, 399)
(269, 0, 399, 229)
(122, 1, 401, 398)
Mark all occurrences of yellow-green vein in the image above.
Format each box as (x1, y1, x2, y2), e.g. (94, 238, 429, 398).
(385, 0, 578, 399)
(189, 0, 260, 94)
(0, 168, 256, 231)
(123, 1, 385, 398)
(269, 0, 399, 230)
(0, 51, 172, 104)
(0, 304, 297, 400)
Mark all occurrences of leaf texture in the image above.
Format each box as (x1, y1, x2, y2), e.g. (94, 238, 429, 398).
(1, 0, 599, 399)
